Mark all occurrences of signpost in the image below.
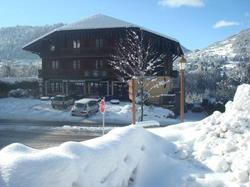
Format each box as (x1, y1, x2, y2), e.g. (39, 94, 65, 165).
(128, 78, 136, 125)
(100, 98, 106, 135)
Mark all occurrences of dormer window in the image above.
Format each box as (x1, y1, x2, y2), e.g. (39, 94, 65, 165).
(73, 40, 80, 48)
(50, 45, 55, 51)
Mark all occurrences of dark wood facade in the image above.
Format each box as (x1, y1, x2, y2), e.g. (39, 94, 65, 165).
(23, 15, 183, 99)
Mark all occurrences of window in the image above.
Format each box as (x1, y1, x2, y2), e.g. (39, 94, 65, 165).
(95, 38, 104, 48)
(95, 59, 104, 69)
(73, 40, 81, 48)
(73, 60, 81, 70)
(93, 70, 98, 77)
(119, 38, 123, 44)
(52, 60, 59, 70)
(51, 82, 55, 92)
(55, 82, 60, 92)
(84, 71, 89, 77)
(50, 45, 55, 51)
(95, 60, 98, 69)
(102, 71, 107, 77)
(99, 60, 103, 68)
(100, 39, 103, 48)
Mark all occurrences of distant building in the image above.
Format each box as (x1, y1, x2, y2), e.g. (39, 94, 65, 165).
(23, 14, 183, 104)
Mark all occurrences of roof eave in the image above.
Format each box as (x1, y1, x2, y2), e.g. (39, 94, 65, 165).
(22, 29, 58, 51)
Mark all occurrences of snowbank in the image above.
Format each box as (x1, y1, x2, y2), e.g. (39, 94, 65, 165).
(191, 84, 250, 184)
(0, 84, 249, 187)
(0, 126, 178, 187)
(151, 84, 250, 186)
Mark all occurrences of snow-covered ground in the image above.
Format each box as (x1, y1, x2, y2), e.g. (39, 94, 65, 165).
(0, 84, 249, 187)
(0, 98, 177, 126)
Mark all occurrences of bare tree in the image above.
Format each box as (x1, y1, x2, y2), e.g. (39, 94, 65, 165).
(109, 29, 167, 121)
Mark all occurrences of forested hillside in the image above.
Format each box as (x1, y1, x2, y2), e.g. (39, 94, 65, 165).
(0, 24, 63, 61)
(184, 28, 250, 102)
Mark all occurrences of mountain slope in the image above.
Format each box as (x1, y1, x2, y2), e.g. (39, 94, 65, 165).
(181, 45, 191, 54)
(186, 28, 250, 71)
(0, 24, 63, 61)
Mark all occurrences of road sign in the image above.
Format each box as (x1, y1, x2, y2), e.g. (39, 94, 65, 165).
(100, 98, 105, 113)
(100, 98, 106, 135)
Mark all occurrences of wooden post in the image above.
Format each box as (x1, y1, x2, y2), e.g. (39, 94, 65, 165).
(129, 78, 136, 125)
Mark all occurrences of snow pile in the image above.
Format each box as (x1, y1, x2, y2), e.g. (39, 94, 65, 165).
(155, 84, 250, 186)
(191, 84, 250, 184)
(0, 125, 178, 187)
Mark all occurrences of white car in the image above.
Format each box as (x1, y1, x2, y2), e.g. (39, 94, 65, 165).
(71, 98, 99, 117)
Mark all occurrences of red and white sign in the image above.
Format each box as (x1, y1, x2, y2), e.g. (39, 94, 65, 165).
(100, 98, 106, 113)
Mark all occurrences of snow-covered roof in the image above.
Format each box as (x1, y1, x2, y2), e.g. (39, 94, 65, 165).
(23, 14, 179, 49)
(58, 14, 137, 31)
(58, 14, 179, 42)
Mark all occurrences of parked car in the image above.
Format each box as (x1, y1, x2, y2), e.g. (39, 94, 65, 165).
(71, 98, 99, 117)
(51, 95, 74, 109)
(8, 88, 29, 98)
(40, 96, 50, 101)
(110, 99, 120, 105)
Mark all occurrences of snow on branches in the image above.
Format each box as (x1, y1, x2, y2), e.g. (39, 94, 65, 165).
(109, 29, 166, 80)
(109, 28, 168, 121)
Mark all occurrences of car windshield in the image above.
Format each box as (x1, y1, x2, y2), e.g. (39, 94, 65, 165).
(54, 97, 64, 101)
(75, 103, 87, 109)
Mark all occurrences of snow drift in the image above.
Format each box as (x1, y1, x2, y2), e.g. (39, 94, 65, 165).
(0, 127, 177, 187)
(0, 84, 249, 187)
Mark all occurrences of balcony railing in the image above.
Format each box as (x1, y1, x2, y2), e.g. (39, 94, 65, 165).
(40, 47, 115, 58)
(60, 47, 114, 57)
(42, 69, 110, 79)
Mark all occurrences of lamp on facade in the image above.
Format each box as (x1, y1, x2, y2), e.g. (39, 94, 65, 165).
(179, 55, 186, 122)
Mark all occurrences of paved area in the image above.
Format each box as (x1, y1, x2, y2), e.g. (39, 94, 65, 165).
(0, 111, 207, 150)
(0, 123, 99, 150)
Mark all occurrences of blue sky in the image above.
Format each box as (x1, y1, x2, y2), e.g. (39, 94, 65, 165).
(0, 0, 249, 50)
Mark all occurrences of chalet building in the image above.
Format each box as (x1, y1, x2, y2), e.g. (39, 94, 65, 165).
(23, 14, 183, 103)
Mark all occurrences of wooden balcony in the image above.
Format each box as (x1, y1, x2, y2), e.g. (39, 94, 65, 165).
(41, 69, 111, 80)
(41, 47, 115, 58)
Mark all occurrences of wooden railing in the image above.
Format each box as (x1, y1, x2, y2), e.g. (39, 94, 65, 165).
(41, 69, 110, 79)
